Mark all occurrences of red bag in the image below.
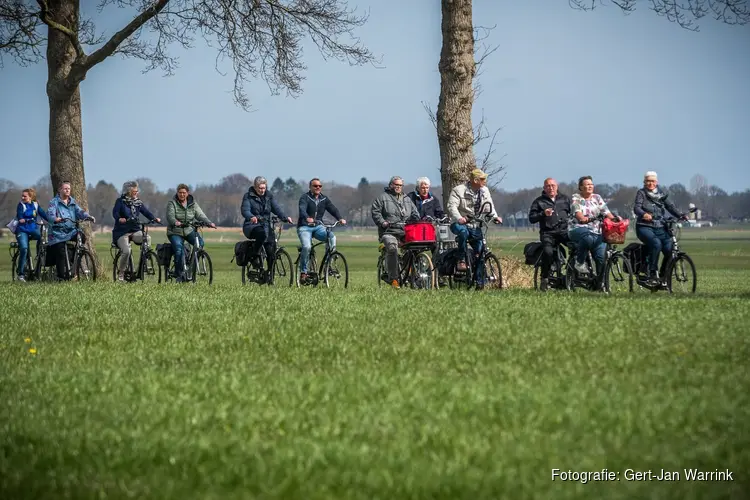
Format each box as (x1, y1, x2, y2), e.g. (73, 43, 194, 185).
(602, 217, 629, 244)
(404, 221, 436, 243)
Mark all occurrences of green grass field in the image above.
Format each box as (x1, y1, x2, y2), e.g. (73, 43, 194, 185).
(1, 227, 749, 499)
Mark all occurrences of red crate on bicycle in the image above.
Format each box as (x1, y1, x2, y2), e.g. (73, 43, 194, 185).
(602, 217, 629, 245)
(404, 221, 436, 244)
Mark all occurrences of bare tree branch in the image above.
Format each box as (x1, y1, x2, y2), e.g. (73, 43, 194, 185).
(569, 0, 750, 31)
(0, 0, 44, 67)
(37, 0, 85, 58)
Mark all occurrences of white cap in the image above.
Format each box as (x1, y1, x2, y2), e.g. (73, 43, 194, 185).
(644, 171, 658, 180)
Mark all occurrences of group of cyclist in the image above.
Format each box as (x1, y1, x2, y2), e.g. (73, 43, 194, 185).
(371, 168, 502, 289)
(529, 171, 689, 291)
(10, 169, 688, 288)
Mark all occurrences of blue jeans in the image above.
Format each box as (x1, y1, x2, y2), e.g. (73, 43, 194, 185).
(636, 225, 672, 275)
(297, 225, 335, 273)
(16, 230, 41, 277)
(169, 232, 200, 277)
(568, 227, 606, 273)
(451, 222, 485, 285)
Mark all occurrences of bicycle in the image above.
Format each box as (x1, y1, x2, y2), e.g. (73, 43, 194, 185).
(532, 239, 570, 291)
(50, 217, 97, 281)
(294, 220, 349, 288)
(444, 202, 503, 291)
(565, 215, 633, 293)
(241, 216, 294, 287)
(110, 218, 162, 283)
(10, 220, 54, 282)
(628, 208, 697, 294)
(376, 221, 437, 290)
(160, 221, 213, 284)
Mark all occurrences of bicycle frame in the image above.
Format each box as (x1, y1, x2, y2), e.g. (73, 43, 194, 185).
(296, 219, 340, 286)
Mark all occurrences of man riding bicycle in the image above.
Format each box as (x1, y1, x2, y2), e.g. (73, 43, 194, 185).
(166, 183, 216, 283)
(528, 177, 571, 291)
(297, 177, 346, 283)
(241, 176, 293, 272)
(371, 176, 419, 288)
(446, 168, 502, 289)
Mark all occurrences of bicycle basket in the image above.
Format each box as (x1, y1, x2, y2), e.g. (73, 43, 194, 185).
(436, 223, 453, 243)
(602, 218, 629, 245)
(404, 221, 436, 244)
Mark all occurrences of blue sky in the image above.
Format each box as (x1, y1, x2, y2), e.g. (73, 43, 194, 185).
(1, 1, 748, 194)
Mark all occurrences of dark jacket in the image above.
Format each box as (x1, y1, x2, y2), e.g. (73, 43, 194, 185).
(633, 188, 683, 228)
(112, 196, 157, 243)
(297, 191, 342, 227)
(528, 191, 571, 234)
(406, 191, 444, 220)
(16, 201, 49, 235)
(241, 187, 288, 236)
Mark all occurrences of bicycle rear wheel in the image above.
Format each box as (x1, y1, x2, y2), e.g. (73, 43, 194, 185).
(667, 253, 696, 294)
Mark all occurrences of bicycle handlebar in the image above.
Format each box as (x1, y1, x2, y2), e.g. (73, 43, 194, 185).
(310, 219, 342, 229)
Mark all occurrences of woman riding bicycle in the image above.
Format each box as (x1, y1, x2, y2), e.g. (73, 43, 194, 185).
(166, 183, 215, 283)
(406, 177, 444, 220)
(633, 171, 687, 285)
(47, 181, 95, 280)
(241, 176, 293, 271)
(13, 188, 49, 282)
(112, 181, 161, 282)
(568, 176, 615, 277)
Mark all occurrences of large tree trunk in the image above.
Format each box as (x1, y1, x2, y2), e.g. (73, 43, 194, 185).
(437, 0, 476, 207)
(45, 0, 102, 275)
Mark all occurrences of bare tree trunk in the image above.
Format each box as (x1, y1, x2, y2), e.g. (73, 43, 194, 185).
(437, 0, 476, 207)
(45, 0, 102, 275)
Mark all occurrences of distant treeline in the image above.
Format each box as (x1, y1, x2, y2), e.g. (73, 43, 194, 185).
(1, 173, 748, 231)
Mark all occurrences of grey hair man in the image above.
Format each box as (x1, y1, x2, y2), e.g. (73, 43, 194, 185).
(370, 176, 419, 288)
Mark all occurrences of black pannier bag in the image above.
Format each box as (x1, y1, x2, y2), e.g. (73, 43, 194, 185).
(523, 241, 543, 266)
(232, 240, 253, 267)
(156, 243, 173, 266)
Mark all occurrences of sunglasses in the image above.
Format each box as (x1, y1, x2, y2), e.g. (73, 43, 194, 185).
(311, 184, 322, 188)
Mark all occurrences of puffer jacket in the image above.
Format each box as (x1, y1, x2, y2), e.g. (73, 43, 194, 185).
(370, 187, 419, 238)
(446, 183, 498, 221)
(166, 194, 212, 237)
(633, 188, 683, 228)
(16, 201, 49, 235)
(406, 191, 445, 220)
(241, 187, 288, 236)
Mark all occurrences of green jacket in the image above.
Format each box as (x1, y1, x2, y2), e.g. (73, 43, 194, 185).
(166, 194, 212, 237)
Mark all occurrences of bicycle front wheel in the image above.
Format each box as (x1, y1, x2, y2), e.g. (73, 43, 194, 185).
(603, 252, 633, 293)
(141, 251, 161, 283)
(323, 251, 349, 289)
(75, 250, 97, 281)
(191, 250, 213, 285)
(667, 253, 696, 294)
(272, 248, 293, 287)
(407, 252, 434, 290)
(483, 253, 503, 290)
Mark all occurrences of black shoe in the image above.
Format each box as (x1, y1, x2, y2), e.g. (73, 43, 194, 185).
(540, 278, 548, 292)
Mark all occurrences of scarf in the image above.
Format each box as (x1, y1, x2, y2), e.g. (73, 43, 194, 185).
(644, 189, 667, 206)
(124, 195, 143, 208)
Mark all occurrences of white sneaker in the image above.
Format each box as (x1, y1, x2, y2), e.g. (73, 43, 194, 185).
(574, 262, 589, 275)
(17, 275, 26, 282)
(117, 272, 125, 282)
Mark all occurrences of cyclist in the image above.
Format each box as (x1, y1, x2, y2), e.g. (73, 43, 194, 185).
(296, 177, 346, 283)
(446, 168, 502, 289)
(48, 181, 96, 280)
(528, 178, 571, 291)
(568, 176, 615, 277)
(371, 176, 419, 288)
(241, 176, 293, 272)
(406, 176, 444, 220)
(166, 183, 216, 283)
(112, 181, 161, 282)
(633, 171, 687, 285)
(13, 188, 49, 282)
